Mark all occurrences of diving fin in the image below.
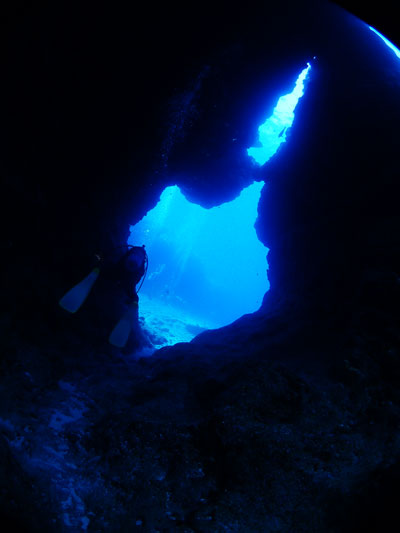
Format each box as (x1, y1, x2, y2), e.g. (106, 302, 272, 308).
(108, 302, 137, 348)
(59, 267, 100, 313)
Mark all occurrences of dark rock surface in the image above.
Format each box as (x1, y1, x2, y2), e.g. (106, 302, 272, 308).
(1, 1, 400, 531)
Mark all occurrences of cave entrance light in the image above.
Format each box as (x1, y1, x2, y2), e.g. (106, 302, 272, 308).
(129, 181, 268, 348)
(128, 61, 313, 348)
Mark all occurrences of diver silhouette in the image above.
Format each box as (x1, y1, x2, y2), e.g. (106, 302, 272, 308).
(59, 244, 150, 349)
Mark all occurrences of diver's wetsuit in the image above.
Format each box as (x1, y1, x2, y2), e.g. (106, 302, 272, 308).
(102, 246, 146, 302)
(104, 245, 149, 349)
(114, 247, 146, 301)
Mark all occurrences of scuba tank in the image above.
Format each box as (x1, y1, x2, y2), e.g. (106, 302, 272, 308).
(118, 245, 148, 288)
(59, 244, 148, 313)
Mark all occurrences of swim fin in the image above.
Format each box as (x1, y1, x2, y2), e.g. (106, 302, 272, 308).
(59, 267, 100, 313)
(108, 302, 137, 348)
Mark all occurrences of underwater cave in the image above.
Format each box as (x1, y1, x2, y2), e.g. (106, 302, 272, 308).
(2, 1, 400, 532)
(129, 63, 311, 348)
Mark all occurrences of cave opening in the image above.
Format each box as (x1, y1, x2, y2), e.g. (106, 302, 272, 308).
(128, 181, 268, 348)
(247, 62, 311, 165)
(129, 61, 312, 348)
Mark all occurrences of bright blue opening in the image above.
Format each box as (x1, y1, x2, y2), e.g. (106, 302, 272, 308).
(129, 181, 268, 347)
(247, 63, 311, 165)
(369, 26, 400, 59)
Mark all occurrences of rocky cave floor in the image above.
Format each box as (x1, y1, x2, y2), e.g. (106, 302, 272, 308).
(1, 291, 400, 533)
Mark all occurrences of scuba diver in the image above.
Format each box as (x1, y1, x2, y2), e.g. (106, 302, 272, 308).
(105, 244, 148, 303)
(59, 244, 150, 349)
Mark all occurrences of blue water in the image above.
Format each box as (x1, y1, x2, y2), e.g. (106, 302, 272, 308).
(129, 181, 268, 336)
